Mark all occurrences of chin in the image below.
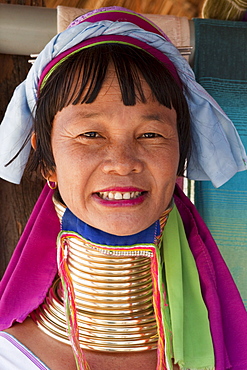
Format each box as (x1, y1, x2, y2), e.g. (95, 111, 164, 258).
(96, 221, 148, 236)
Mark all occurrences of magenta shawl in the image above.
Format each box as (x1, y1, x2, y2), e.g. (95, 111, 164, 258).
(0, 184, 246, 369)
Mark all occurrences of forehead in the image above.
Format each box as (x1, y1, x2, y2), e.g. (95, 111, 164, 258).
(54, 67, 177, 130)
(80, 65, 153, 103)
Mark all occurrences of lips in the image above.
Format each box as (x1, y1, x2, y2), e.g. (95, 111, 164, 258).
(93, 187, 147, 206)
(97, 191, 144, 200)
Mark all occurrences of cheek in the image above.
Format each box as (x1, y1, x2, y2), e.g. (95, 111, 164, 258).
(52, 140, 81, 172)
(154, 144, 179, 175)
(53, 147, 97, 197)
(154, 149, 179, 195)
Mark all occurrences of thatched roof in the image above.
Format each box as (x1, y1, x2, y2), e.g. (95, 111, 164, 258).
(44, 0, 204, 18)
(0, 0, 205, 19)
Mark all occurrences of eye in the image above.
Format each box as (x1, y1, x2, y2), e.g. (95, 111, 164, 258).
(141, 133, 160, 138)
(82, 132, 100, 138)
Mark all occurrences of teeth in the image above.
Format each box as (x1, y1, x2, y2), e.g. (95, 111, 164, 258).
(115, 192, 123, 200)
(108, 192, 114, 199)
(98, 191, 142, 200)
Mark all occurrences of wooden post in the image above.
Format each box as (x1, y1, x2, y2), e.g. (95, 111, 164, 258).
(0, 53, 44, 278)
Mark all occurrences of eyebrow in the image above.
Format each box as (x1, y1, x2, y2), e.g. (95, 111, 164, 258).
(142, 114, 162, 121)
(73, 111, 101, 119)
(65, 109, 173, 124)
(141, 113, 171, 123)
(80, 112, 163, 119)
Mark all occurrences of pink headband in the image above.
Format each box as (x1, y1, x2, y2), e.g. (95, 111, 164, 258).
(38, 8, 181, 91)
(68, 7, 167, 38)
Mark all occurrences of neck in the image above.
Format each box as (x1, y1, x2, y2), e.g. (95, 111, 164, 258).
(31, 195, 172, 354)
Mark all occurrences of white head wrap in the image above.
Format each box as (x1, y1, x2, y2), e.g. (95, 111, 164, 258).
(0, 8, 246, 187)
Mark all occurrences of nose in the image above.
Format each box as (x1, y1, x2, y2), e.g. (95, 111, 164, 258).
(101, 141, 144, 176)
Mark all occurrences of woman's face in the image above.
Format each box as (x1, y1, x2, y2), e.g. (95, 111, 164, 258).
(50, 69, 179, 235)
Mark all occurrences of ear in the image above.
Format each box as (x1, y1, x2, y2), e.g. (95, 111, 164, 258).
(31, 132, 37, 150)
(46, 172, 58, 183)
(31, 132, 58, 183)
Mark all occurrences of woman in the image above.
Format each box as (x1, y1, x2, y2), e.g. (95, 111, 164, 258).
(0, 7, 246, 370)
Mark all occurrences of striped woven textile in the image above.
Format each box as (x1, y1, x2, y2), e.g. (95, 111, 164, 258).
(193, 18, 247, 308)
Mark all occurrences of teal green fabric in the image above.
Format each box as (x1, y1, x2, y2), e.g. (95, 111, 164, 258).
(161, 206, 214, 369)
(193, 18, 247, 308)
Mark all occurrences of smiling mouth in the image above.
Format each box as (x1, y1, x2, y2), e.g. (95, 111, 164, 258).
(96, 191, 146, 200)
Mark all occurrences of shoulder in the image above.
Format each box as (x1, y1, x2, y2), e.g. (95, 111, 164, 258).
(3, 318, 76, 370)
(0, 331, 49, 369)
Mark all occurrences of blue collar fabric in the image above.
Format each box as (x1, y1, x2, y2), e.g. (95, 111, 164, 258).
(62, 208, 160, 246)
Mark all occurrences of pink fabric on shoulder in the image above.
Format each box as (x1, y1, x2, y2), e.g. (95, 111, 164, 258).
(0, 184, 59, 329)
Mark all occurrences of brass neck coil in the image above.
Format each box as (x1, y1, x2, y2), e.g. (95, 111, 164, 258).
(31, 196, 159, 352)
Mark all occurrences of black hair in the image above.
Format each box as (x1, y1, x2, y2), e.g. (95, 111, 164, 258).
(30, 43, 191, 177)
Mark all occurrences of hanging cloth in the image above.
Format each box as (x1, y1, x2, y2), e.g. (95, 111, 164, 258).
(193, 18, 247, 310)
